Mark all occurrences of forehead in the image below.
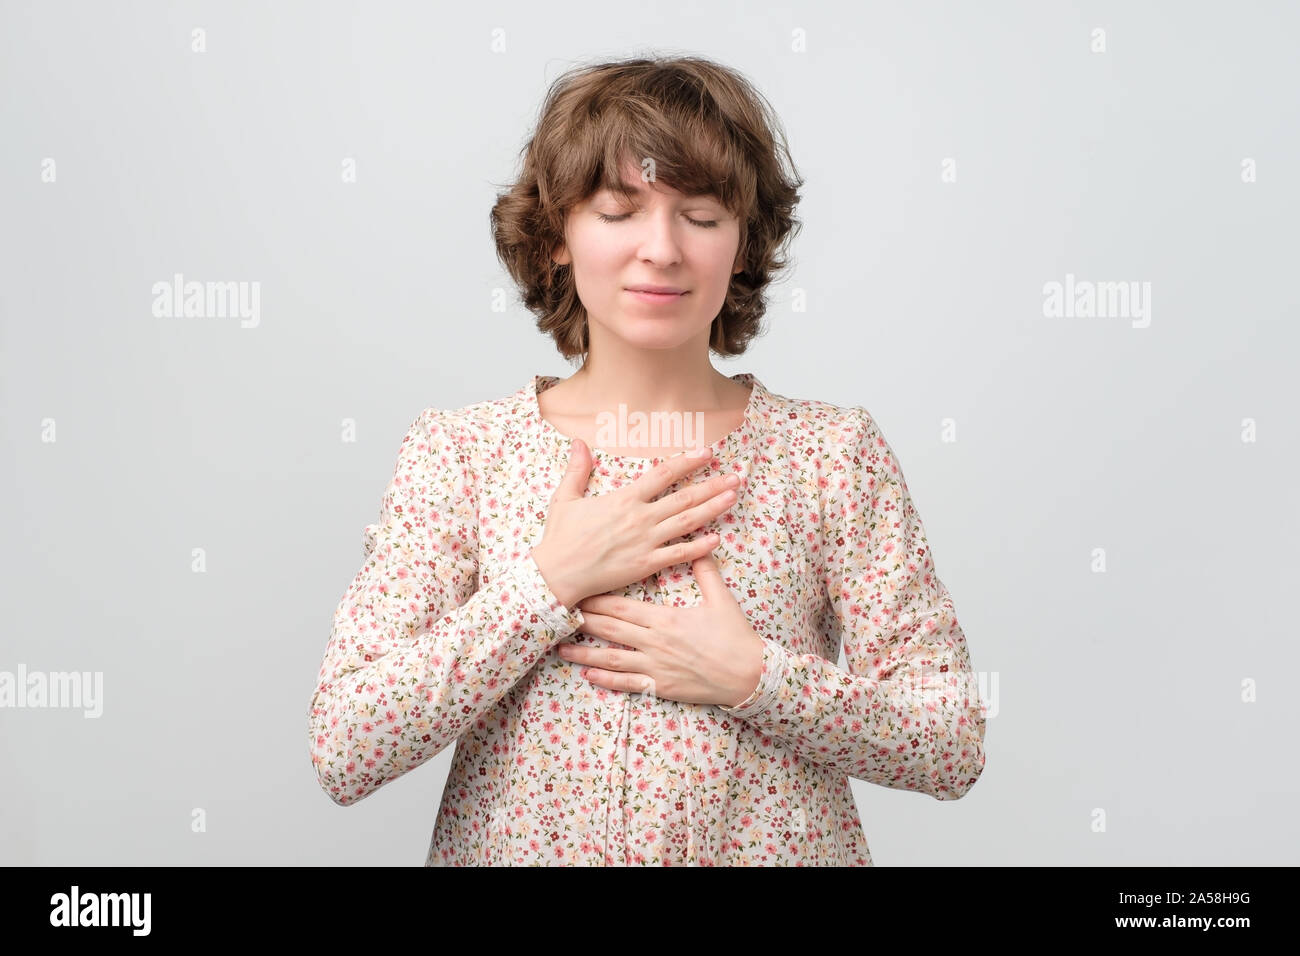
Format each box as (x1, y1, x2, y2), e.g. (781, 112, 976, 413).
(596, 178, 720, 200)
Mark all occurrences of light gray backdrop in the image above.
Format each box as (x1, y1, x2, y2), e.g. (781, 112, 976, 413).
(2, 0, 1296, 865)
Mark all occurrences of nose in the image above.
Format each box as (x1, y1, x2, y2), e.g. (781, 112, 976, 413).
(634, 208, 685, 267)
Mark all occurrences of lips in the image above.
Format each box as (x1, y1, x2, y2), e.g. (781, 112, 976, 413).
(625, 285, 686, 294)
(624, 290, 686, 304)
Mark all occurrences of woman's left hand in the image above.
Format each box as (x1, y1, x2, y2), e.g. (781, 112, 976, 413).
(558, 553, 764, 708)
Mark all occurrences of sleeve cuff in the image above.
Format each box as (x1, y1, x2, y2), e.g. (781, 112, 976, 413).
(517, 551, 586, 636)
(718, 636, 790, 719)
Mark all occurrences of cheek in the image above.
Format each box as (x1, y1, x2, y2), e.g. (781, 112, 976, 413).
(693, 239, 741, 290)
(699, 229, 742, 275)
(567, 224, 625, 272)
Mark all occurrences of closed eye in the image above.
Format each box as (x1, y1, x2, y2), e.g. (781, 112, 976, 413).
(596, 212, 719, 229)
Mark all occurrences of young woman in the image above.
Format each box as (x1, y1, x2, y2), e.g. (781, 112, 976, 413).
(308, 55, 986, 866)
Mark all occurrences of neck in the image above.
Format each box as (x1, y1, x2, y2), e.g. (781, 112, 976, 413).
(569, 355, 737, 414)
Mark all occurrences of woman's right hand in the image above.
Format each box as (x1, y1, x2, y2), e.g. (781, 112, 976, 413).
(529, 439, 741, 609)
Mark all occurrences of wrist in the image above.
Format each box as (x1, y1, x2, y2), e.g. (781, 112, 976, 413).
(727, 633, 765, 708)
(528, 546, 584, 610)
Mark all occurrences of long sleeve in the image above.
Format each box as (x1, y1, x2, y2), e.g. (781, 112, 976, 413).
(307, 407, 585, 806)
(719, 408, 986, 800)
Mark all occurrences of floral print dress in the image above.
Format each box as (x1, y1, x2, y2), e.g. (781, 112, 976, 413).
(308, 373, 987, 865)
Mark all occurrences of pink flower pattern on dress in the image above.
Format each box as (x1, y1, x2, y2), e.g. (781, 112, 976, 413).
(308, 373, 987, 865)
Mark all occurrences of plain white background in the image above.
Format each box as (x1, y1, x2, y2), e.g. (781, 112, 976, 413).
(1, 0, 1296, 864)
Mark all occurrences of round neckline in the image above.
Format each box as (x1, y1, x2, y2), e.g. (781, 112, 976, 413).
(527, 371, 765, 464)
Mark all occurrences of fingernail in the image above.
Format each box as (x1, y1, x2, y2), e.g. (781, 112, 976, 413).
(690, 444, 711, 457)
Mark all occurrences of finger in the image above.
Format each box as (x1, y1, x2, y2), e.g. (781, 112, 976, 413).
(647, 531, 720, 573)
(630, 444, 713, 503)
(578, 610, 652, 650)
(691, 552, 730, 604)
(584, 667, 655, 696)
(559, 640, 637, 673)
(553, 438, 593, 501)
(578, 595, 659, 628)
(646, 470, 740, 527)
(650, 482, 737, 541)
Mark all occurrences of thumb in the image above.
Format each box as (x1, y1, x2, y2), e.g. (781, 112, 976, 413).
(692, 550, 729, 604)
(553, 438, 593, 500)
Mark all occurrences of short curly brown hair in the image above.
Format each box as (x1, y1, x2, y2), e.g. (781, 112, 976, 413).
(489, 54, 804, 361)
